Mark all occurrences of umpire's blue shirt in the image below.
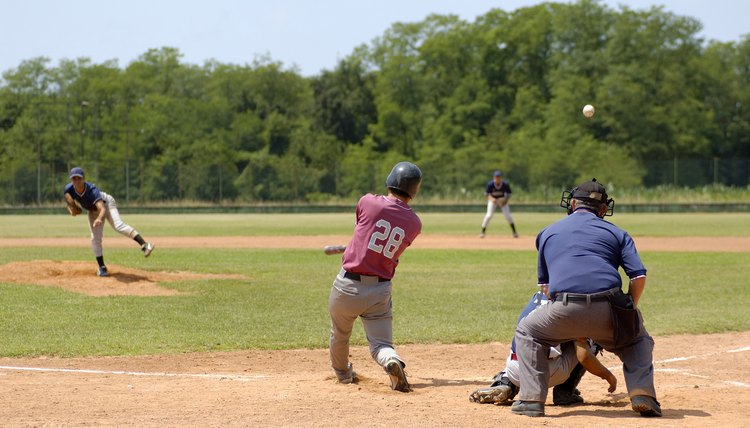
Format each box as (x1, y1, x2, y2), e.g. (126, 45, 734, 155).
(536, 209, 646, 298)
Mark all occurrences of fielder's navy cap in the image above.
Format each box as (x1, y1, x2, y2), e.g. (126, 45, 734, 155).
(493, 170, 503, 177)
(69, 167, 85, 179)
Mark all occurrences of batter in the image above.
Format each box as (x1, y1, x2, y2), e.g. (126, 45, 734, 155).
(328, 161, 422, 392)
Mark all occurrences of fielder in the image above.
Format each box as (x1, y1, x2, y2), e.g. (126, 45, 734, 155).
(512, 179, 661, 418)
(63, 167, 154, 277)
(469, 291, 616, 406)
(328, 161, 422, 392)
(480, 170, 518, 238)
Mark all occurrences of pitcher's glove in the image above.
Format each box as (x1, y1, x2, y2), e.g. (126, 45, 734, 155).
(67, 201, 82, 216)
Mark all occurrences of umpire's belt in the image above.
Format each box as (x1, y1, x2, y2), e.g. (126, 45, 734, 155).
(554, 287, 621, 305)
(342, 269, 390, 283)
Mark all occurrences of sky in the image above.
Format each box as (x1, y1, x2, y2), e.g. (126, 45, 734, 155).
(2, 0, 748, 77)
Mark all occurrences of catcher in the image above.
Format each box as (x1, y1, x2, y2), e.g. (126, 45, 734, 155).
(470, 291, 616, 405)
(63, 167, 154, 277)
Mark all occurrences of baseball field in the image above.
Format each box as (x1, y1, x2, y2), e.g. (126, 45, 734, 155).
(1, 212, 749, 426)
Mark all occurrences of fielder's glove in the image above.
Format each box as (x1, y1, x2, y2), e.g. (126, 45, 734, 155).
(67, 201, 82, 216)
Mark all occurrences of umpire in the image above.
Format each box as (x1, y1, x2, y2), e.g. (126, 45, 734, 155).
(511, 178, 661, 418)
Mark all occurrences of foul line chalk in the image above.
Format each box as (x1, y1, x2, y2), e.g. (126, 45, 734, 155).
(653, 343, 750, 365)
(655, 368, 709, 379)
(0, 365, 266, 382)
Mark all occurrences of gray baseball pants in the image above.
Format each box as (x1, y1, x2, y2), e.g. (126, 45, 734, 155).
(504, 341, 579, 388)
(514, 295, 656, 403)
(328, 268, 403, 381)
(87, 192, 139, 257)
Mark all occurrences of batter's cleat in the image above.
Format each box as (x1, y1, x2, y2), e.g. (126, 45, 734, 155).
(142, 242, 155, 258)
(511, 400, 545, 417)
(513, 232, 519, 238)
(97, 266, 109, 277)
(469, 385, 513, 404)
(385, 359, 411, 392)
(479, 232, 486, 238)
(631, 395, 662, 417)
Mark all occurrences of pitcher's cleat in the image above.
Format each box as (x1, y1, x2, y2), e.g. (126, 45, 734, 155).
(142, 242, 155, 257)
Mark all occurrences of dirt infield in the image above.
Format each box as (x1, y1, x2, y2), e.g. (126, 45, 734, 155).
(1, 235, 748, 426)
(1, 333, 748, 427)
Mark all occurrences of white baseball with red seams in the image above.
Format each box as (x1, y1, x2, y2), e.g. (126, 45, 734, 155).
(582, 104, 595, 118)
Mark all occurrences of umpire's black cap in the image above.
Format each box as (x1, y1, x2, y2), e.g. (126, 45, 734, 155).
(572, 178, 608, 204)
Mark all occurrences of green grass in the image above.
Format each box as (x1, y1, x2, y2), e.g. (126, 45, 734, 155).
(1, 212, 749, 237)
(1, 242, 748, 357)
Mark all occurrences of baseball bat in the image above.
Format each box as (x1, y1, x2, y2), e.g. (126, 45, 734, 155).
(323, 245, 346, 255)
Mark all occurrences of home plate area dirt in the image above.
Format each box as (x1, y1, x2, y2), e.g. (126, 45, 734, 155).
(1, 332, 749, 427)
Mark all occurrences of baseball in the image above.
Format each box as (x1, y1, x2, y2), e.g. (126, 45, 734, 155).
(582, 104, 595, 118)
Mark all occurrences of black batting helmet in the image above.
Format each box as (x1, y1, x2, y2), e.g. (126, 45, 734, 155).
(386, 161, 422, 199)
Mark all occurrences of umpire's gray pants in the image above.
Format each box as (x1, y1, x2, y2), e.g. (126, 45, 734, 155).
(328, 269, 403, 381)
(514, 298, 656, 403)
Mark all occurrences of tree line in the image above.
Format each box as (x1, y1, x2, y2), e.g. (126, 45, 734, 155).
(1, 0, 748, 205)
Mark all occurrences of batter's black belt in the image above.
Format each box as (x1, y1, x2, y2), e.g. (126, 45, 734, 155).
(343, 271, 390, 283)
(553, 287, 621, 304)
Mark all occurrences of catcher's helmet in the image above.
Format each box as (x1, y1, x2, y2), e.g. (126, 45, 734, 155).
(560, 178, 615, 216)
(386, 161, 422, 199)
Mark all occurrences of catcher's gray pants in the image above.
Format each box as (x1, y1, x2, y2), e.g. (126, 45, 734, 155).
(515, 295, 656, 403)
(328, 268, 403, 382)
(481, 199, 514, 229)
(504, 341, 578, 388)
(87, 192, 139, 257)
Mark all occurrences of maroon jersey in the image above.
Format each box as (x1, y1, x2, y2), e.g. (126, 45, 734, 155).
(342, 194, 422, 279)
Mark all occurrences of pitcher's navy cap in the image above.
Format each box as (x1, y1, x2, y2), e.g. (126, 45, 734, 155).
(69, 167, 85, 178)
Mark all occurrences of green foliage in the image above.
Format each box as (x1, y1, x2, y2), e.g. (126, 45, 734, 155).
(2, 3, 750, 205)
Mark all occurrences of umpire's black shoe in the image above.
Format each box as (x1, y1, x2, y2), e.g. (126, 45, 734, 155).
(552, 386, 584, 405)
(631, 395, 662, 417)
(511, 400, 545, 417)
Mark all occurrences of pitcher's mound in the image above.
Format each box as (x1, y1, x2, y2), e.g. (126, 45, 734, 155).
(0, 260, 246, 297)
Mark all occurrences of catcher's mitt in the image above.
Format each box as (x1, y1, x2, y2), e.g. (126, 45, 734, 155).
(67, 201, 82, 216)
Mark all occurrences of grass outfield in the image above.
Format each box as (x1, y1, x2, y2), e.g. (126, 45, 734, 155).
(0, 212, 749, 237)
(0, 213, 749, 357)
